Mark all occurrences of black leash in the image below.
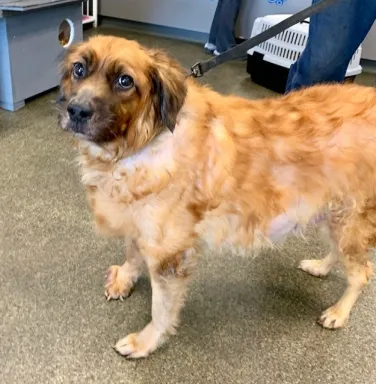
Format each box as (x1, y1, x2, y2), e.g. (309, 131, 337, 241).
(190, 0, 341, 78)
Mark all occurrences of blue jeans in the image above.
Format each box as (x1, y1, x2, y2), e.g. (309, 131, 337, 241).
(208, 0, 242, 53)
(286, 0, 376, 93)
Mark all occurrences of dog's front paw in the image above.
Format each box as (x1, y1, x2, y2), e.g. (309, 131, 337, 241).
(317, 304, 348, 329)
(105, 265, 134, 301)
(114, 323, 163, 358)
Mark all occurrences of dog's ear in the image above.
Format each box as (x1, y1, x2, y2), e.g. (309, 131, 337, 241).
(148, 50, 187, 133)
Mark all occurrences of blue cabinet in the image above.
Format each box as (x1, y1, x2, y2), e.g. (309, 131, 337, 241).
(0, 0, 84, 111)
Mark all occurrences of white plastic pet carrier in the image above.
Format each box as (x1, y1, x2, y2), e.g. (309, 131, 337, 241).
(246, 14, 362, 93)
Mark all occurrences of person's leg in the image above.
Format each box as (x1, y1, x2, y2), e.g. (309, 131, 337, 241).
(286, 0, 376, 93)
(205, 0, 224, 52)
(215, 0, 242, 54)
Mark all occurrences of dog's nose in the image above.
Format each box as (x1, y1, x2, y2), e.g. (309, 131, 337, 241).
(67, 103, 93, 123)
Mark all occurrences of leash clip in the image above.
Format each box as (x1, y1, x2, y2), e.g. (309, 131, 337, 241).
(190, 62, 203, 78)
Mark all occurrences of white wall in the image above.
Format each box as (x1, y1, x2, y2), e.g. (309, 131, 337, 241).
(362, 22, 376, 60)
(99, 0, 217, 34)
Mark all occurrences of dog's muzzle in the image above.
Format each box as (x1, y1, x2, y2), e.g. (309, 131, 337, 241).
(67, 102, 93, 124)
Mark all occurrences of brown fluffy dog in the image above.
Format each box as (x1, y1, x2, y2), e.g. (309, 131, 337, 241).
(58, 35, 376, 358)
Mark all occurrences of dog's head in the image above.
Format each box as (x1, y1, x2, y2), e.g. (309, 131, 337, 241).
(57, 35, 187, 150)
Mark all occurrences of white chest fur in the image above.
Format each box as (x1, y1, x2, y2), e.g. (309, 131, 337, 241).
(78, 132, 184, 241)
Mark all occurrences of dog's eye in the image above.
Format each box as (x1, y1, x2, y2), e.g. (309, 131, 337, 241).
(117, 75, 134, 90)
(73, 62, 86, 79)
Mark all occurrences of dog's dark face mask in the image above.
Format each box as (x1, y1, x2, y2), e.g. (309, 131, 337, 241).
(57, 36, 187, 150)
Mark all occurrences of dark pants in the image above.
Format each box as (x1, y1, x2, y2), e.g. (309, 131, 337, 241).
(208, 0, 242, 53)
(286, 0, 376, 93)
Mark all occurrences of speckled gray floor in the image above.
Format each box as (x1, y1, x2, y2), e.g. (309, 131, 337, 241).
(1, 26, 376, 384)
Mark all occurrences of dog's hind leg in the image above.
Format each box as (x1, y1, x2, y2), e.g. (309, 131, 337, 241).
(318, 252, 372, 329)
(299, 252, 338, 278)
(114, 248, 197, 358)
(299, 221, 339, 277)
(317, 204, 375, 329)
(105, 238, 144, 301)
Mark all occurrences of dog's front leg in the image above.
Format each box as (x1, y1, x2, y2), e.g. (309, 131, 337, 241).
(105, 238, 144, 301)
(114, 248, 197, 358)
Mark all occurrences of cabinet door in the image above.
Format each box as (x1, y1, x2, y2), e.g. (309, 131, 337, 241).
(6, 5, 83, 102)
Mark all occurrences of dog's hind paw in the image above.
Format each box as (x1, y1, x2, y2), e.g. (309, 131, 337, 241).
(317, 305, 348, 329)
(299, 259, 331, 277)
(104, 265, 134, 301)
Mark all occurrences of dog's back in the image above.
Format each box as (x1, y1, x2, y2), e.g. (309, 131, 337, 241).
(184, 83, 376, 248)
